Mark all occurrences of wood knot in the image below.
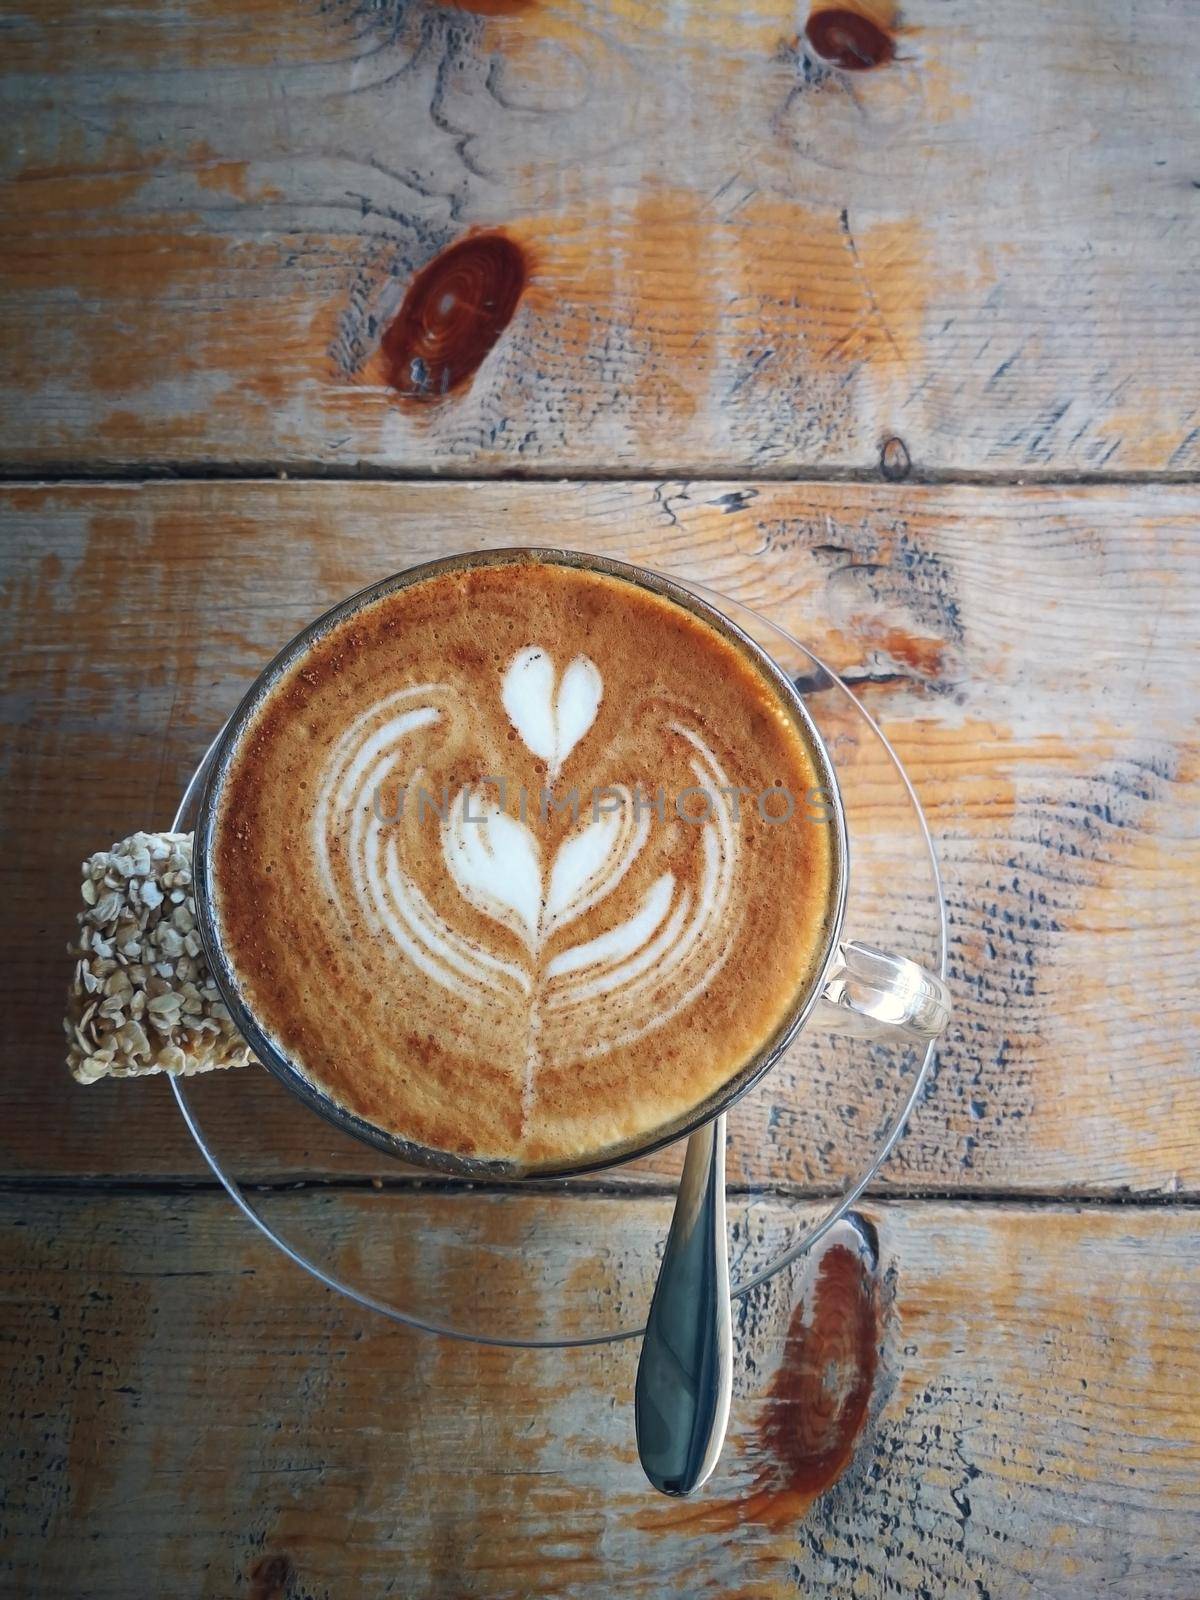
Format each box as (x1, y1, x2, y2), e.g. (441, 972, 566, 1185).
(756, 1227, 879, 1500)
(249, 1553, 294, 1600)
(805, 7, 896, 70)
(880, 435, 912, 480)
(382, 231, 529, 403)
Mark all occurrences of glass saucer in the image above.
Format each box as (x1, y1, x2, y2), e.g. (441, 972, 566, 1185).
(170, 585, 945, 1348)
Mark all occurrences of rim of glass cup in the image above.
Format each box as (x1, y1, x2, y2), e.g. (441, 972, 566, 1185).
(189, 548, 850, 1181)
(169, 589, 946, 1350)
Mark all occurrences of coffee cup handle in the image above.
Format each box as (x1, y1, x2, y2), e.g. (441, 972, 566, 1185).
(811, 941, 951, 1045)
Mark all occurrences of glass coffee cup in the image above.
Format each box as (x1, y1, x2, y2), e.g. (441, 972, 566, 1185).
(192, 548, 950, 1180)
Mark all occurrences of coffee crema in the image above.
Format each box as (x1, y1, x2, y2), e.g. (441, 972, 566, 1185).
(208, 556, 837, 1171)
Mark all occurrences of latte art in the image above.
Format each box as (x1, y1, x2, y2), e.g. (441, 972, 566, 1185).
(312, 657, 741, 1120)
(501, 647, 602, 780)
(209, 556, 837, 1170)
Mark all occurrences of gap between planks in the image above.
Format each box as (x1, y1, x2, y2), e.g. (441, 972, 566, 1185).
(2, 463, 1200, 488)
(2, 1175, 1198, 1208)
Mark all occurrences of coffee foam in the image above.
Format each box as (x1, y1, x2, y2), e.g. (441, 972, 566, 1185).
(210, 558, 836, 1170)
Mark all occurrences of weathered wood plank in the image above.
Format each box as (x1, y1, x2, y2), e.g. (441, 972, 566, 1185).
(2, 480, 1196, 1193)
(2, 0, 1198, 474)
(2, 1193, 1198, 1598)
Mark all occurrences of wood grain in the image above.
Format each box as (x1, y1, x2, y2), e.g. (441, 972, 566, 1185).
(2, 0, 1198, 475)
(2, 480, 1196, 1192)
(3, 1191, 1198, 1598)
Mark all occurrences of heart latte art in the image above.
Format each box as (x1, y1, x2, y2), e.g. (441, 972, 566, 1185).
(209, 558, 836, 1170)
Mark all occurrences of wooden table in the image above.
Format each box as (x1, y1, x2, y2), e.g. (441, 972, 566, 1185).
(2, 1, 1198, 1594)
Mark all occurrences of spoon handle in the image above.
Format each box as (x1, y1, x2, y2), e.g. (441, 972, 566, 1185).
(635, 1113, 733, 1496)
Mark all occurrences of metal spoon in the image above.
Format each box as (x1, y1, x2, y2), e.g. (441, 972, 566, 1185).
(634, 1113, 733, 1496)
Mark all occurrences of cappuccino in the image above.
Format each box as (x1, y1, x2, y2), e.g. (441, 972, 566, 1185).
(208, 555, 837, 1170)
